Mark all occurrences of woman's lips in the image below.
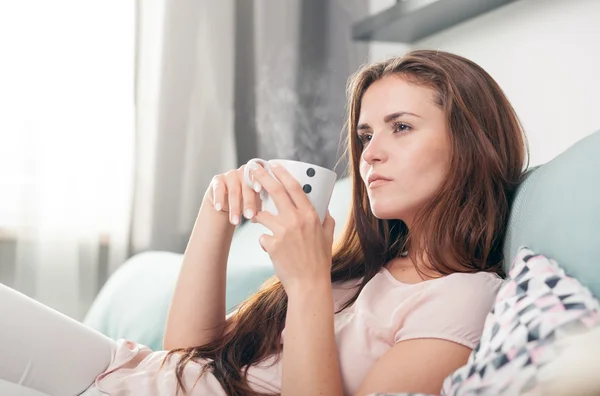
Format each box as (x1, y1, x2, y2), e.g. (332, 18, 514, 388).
(369, 179, 391, 188)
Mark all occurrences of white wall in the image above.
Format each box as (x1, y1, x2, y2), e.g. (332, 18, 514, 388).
(368, 0, 600, 167)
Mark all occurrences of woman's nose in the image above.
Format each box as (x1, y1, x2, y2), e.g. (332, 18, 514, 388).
(361, 134, 387, 164)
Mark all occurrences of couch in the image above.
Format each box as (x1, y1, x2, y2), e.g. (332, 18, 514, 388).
(83, 130, 600, 353)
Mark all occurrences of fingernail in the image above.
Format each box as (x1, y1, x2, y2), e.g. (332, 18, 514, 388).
(253, 182, 261, 193)
(231, 215, 239, 225)
(215, 203, 222, 211)
(244, 209, 254, 219)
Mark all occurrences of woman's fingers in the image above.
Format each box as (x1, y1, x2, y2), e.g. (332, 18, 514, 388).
(269, 164, 312, 211)
(240, 166, 260, 220)
(258, 234, 274, 253)
(252, 210, 283, 233)
(323, 210, 335, 239)
(225, 170, 242, 225)
(211, 166, 262, 226)
(212, 175, 226, 212)
(250, 166, 296, 213)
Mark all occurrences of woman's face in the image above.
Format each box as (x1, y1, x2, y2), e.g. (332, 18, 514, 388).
(357, 75, 451, 226)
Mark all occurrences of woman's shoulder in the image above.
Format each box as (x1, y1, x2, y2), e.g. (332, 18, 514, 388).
(425, 271, 504, 308)
(332, 269, 504, 314)
(393, 271, 504, 348)
(371, 266, 503, 293)
(438, 270, 504, 291)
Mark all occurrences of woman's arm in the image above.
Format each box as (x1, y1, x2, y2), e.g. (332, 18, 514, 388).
(355, 273, 498, 395)
(246, 164, 344, 395)
(355, 338, 471, 395)
(247, 162, 481, 395)
(163, 197, 235, 350)
(164, 165, 262, 350)
(282, 281, 343, 396)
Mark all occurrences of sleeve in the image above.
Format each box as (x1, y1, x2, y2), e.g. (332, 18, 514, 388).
(393, 273, 502, 349)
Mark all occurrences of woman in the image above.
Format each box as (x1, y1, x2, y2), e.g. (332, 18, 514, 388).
(1, 50, 528, 396)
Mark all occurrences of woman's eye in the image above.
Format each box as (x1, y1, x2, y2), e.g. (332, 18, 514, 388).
(358, 133, 372, 145)
(393, 122, 411, 133)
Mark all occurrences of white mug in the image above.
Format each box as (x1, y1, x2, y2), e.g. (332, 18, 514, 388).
(243, 158, 337, 224)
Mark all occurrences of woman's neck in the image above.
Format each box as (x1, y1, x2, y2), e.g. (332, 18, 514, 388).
(385, 252, 443, 283)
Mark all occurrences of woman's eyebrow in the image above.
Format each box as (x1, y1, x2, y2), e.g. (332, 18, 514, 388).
(383, 111, 421, 123)
(357, 111, 422, 130)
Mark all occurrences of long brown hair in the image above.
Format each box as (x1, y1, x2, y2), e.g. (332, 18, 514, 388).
(163, 49, 528, 395)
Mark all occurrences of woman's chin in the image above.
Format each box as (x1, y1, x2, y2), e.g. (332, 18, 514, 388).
(370, 206, 403, 220)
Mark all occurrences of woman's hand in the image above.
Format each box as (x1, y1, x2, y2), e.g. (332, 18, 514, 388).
(204, 165, 262, 226)
(249, 163, 336, 295)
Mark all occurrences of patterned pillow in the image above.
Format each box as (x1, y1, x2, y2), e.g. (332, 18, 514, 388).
(371, 247, 600, 396)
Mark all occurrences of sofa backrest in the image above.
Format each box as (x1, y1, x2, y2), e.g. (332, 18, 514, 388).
(503, 130, 600, 297)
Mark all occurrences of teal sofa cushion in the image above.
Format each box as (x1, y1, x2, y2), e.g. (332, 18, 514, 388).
(503, 130, 600, 297)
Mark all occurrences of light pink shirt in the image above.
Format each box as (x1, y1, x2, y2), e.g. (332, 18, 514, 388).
(85, 269, 503, 395)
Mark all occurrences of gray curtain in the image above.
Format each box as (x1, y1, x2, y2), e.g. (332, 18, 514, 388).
(131, 0, 238, 255)
(131, 0, 369, 255)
